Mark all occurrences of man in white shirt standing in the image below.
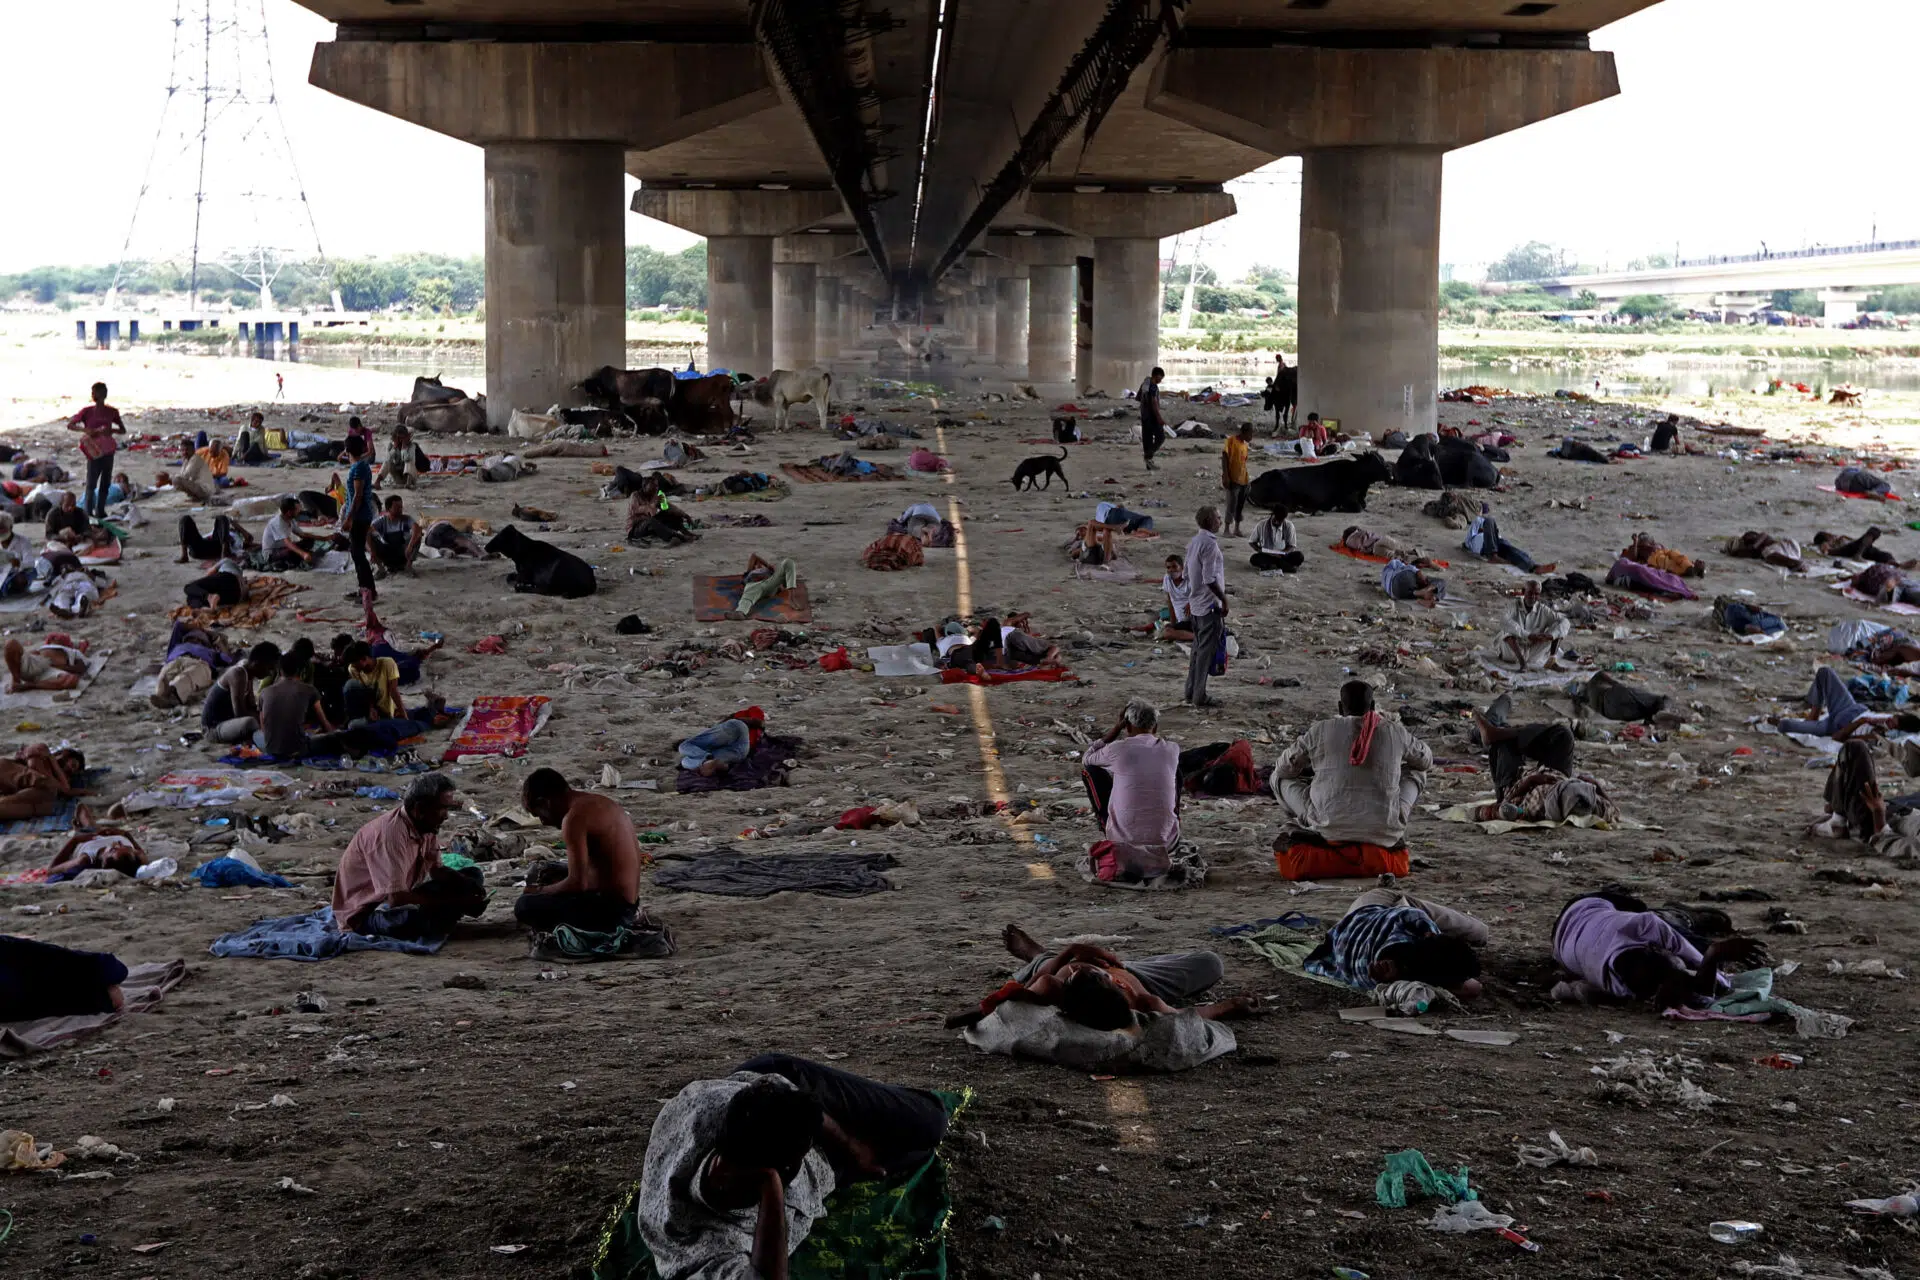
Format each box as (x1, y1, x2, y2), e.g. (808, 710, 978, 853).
(1182, 505, 1228, 707)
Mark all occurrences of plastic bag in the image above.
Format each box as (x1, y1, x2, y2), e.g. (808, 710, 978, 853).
(1426, 1200, 1515, 1233)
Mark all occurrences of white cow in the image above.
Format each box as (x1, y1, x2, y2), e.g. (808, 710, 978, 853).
(755, 366, 834, 430)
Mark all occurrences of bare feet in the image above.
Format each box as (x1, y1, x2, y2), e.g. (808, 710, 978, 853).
(695, 760, 727, 777)
(1002, 923, 1046, 961)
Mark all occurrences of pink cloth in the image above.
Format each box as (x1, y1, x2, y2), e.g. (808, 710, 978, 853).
(1551, 896, 1703, 999)
(907, 448, 949, 473)
(1083, 733, 1182, 854)
(331, 806, 439, 930)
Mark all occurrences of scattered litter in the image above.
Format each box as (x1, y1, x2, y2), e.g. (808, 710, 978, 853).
(1709, 1220, 1765, 1245)
(490, 1244, 529, 1255)
(67, 1136, 137, 1162)
(1, 1130, 64, 1171)
(1427, 1199, 1515, 1233)
(1845, 1191, 1919, 1217)
(277, 1176, 318, 1195)
(1516, 1130, 1599, 1168)
(1375, 1148, 1473, 1208)
(1590, 1052, 1720, 1110)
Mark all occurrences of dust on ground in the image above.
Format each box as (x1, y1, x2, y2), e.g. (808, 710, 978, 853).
(2, 371, 1919, 1280)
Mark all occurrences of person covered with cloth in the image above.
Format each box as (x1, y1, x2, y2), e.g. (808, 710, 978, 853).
(1081, 700, 1182, 882)
(943, 924, 1258, 1042)
(636, 1054, 950, 1280)
(1621, 531, 1704, 579)
(1550, 886, 1764, 1008)
(331, 772, 486, 939)
(678, 707, 768, 778)
(1723, 530, 1804, 572)
(1305, 881, 1488, 998)
(1271, 681, 1431, 876)
(513, 767, 649, 934)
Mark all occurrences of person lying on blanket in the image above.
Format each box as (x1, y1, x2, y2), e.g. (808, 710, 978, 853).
(943, 924, 1257, 1031)
(1067, 520, 1118, 566)
(735, 553, 798, 618)
(514, 767, 648, 934)
(1499, 581, 1571, 670)
(1813, 526, 1903, 566)
(332, 772, 485, 938)
(940, 616, 1005, 676)
(1723, 530, 1804, 572)
(46, 564, 104, 619)
(4, 636, 89, 693)
(1158, 555, 1195, 641)
(1834, 466, 1892, 499)
(0, 744, 92, 824)
(679, 707, 767, 777)
(1341, 526, 1426, 563)
(1082, 700, 1182, 859)
(996, 615, 1061, 668)
(45, 827, 146, 880)
(1550, 888, 1764, 1009)
(1304, 883, 1487, 997)
(1380, 558, 1444, 604)
(1850, 561, 1920, 606)
(1768, 665, 1896, 740)
(0, 935, 130, 1022)
(637, 1053, 951, 1280)
(1467, 694, 1604, 826)
(1621, 531, 1704, 579)
(1272, 681, 1431, 849)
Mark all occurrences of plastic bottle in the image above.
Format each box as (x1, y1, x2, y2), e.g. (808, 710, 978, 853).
(1708, 1221, 1764, 1244)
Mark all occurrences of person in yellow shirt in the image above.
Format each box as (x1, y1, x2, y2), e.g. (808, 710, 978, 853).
(1220, 422, 1253, 538)
(196, 438, 233, 482)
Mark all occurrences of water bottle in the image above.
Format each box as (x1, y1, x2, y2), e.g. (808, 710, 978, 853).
(1708, 1221, 1764, 1245)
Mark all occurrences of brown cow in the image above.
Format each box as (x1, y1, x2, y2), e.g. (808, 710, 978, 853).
(667, 373, 737, 434)
(400, 396, 488, 434)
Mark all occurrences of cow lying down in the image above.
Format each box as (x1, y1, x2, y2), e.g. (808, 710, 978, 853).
(1247, 452, 1392, 514)
(485, 525, 596, 598)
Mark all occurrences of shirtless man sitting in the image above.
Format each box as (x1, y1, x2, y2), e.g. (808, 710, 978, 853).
(944, 925, 1258, 1030)
(514, 767, 648, 933)
(4, 637, 88, 692)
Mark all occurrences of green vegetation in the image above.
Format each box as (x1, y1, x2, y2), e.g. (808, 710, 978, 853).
(1160, 261, 1293, 315)
(1868, 285, 1920, 314)
(1615, 294, 1675, 322)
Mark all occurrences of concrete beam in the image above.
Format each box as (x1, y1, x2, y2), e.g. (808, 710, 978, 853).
(1024, 191, 1236, 241)
(633, 188, 847, 238)
(775, 234, 864, 265)
(1147, 48, 1619, 154)
(310, 41, 777, 146)
(985, 233, 1092, 267)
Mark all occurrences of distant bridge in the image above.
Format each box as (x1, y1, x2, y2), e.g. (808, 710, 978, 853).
(1538, 239, 1920, 323)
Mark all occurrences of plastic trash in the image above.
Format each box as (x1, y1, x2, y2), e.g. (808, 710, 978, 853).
(1375, 1149, 1474, 1208)
(1426, 1200, 1514, 1233)
(1707, 1220, 1764, 1244)
(134, 857, 179, 882)
(1845, 1193, 1919, 1217)
(1516, 1130, 1599, 1168)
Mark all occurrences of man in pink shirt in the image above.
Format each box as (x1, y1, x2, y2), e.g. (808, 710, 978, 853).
(331, 773, 485, 938)
(1081, 700, 1182, 855)
(66, 381, 125, 518)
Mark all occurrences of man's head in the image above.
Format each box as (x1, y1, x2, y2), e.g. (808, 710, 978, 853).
(1150, 366, 1165, 384)
(1196, 505, 1220, 533)
(1055, 968, 1135, 1031)
(1121, 699, 1159, 736)
(1522, 580, 1541, 606)
(278, 496, 301, 518)
(57, 491, 77, 512)
(245, 641, 281, 678)
(522, 766, 573, 825)
(1370, 935, 1481, 989)
(403, 772, 458, 834)
(348, 416, 363, 431)
(90, 382, 108, 404)
(279, 650, 305, 681)
(714, 1079, 824, 1184)
(249, 412, 264, 429)
(342, 639, 374, 673)
(289, 636, 315, 665)
(1338, 680, 1375, 716)
(1307, 413, 1321, 425)
(346, 435, 367, 458)
(384, 495, 405, 516)
(54, 747, 85, 775)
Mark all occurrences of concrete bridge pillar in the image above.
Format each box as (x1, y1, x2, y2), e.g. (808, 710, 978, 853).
(708, 237, 775, 375)
(813, 273, 841, 363)
(996, 275, 1031, 377)
(1026, 264, 1075, 384)
(772, 261, 816, 370)
(972, 289, 996, 358)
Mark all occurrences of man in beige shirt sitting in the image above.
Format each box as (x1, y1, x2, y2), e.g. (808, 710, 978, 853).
(1271, 681, 1432, 849)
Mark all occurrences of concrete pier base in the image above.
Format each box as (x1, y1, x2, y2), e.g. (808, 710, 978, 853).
(772, 261, 816, 370)
(708, 236, 774, 376)
(996, 276, 1031, 377)
(1089, 237, 1160, 397)
(1026, 263, 1075, 385)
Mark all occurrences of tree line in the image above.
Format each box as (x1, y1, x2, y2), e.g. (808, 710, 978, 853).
(1159, 262, 1294, 315)
(0, 244, 712, 314)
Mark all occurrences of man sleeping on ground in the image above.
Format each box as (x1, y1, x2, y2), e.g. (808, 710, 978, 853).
(0, 935, 127, 1022)
(637, 1054, 950, 1280)
(1550, 887, 1763, 1009)
(1305, 883, 1488, 999)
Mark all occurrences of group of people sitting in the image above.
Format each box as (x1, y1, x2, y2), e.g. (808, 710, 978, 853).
(919, 614, 1061, 676)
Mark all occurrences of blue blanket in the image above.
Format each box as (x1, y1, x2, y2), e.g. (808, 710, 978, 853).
(208, 907, 446, 961)
(192, 857, 293, 889)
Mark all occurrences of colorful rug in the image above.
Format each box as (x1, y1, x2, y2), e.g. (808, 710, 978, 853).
(781, 462, 904, 483)
(591, 1090, 966, 1280)
(692, 574, 813, 623)
(939, 666, 1076, 686)
(442, 696, 552, 762)
(169, 576, 305, 629)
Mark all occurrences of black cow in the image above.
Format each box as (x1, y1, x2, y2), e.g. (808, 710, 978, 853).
(1248, 453, 1393, 514)
(1435, 436, 1502, 489)
(578, 365, 674, 410)
(409, 375, 471, 406)
(486, 525, 597, 599)
(1261, 365, 1298, 430)
(1394, 435, 1446, 489)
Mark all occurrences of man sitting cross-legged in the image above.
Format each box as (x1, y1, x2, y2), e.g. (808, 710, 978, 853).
(514, 767, 647, 934)
(331, 773, 485, 939)
(637, 1054, 950, 1280)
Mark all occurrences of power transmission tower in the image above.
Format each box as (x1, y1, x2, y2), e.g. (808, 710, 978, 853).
(109, 0, 331, 311)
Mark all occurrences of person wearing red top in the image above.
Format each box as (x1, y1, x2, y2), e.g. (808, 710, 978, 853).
(66, 382, 125, 518)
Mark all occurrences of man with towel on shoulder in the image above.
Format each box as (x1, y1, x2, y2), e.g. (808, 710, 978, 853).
(1272, 681, 1430, 851)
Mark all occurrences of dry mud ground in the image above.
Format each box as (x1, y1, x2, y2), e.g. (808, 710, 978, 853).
(2, 382, 1919, 1280)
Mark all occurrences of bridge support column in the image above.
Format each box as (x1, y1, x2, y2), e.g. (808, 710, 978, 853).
(484, 142, 628, 424)
(1026, 264, 1075, 384)
(1819, 289, 1870, 329)
(708, 236, 774, 375)
(772, 261, 816, 370)
(1297, 148, 1442, 438)
(996, 275, 1031, 377)
(1091, 238, 1161, 397)
(813, 272, 841, 364)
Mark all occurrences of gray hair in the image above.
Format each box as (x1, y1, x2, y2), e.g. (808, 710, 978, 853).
(1122, 700, 1159, 732)
(404, 772, 457, 808)
(1195, 505, 1219, 528)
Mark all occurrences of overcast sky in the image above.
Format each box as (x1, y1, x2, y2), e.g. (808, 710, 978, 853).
(2, 0, 1912, 281)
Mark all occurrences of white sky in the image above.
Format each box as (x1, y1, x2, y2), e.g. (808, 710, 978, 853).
(1, 0, 1912, 281)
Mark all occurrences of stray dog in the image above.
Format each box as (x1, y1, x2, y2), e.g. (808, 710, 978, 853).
(1011, 447, 1069, 491)
(1051, 416, 1081, 444)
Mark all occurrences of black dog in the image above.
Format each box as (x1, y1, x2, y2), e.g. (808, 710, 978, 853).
(485, 525, 597, 598)
(1051, 416, 1081, 444)
(1011, 448, 1069, 491)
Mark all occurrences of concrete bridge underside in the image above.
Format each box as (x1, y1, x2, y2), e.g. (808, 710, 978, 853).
(302, 0, 1659, 433)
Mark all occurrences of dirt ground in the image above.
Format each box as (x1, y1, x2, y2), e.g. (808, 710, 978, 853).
(3, 369, 1919, 1280)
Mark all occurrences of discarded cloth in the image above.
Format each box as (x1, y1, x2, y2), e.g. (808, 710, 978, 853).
(1275, 840, 1408, 881)
(192, 856, 293, 888)
(441, 696, 551, 762)
(1375, 1148, 1476, 1209)
(1663, 966, 1854, 1040)
(1606, 556, 1696, 600)
(1073, 842, 1207, 891)
(939, 665, 1075, 686)
(208, 907, 448, 961)
(652, 850, 896, 898)
(862, 532, 925, 571)
(530, 914, 677, 963)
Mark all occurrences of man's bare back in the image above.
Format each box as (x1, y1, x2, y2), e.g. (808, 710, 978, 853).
(561, 789, 643, 905)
